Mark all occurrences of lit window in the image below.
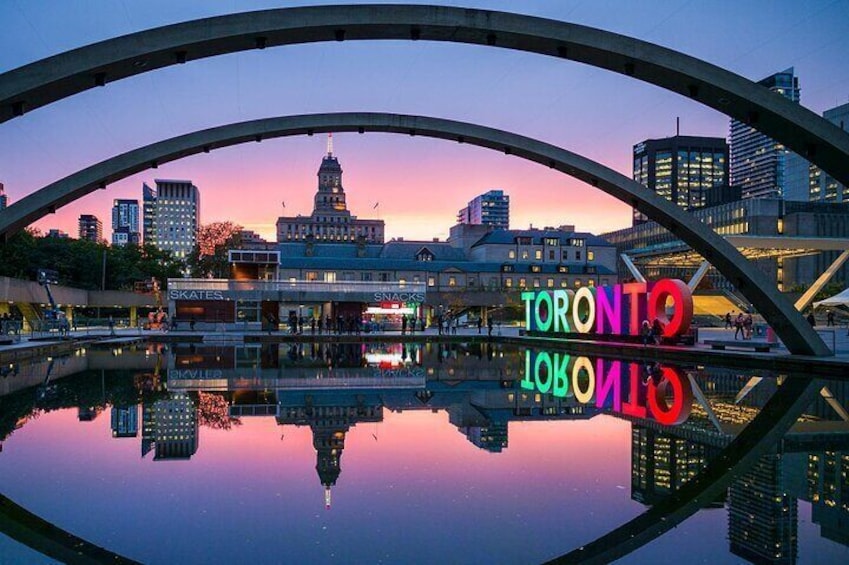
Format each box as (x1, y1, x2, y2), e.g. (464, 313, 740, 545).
(508, 250, 516, 259)
(547, 278, 555, 288)
(519, 278, 527, 288)
(428, 277, 436, 287)
(588, 251, 594, 261)
(448, 276, 456, 287)
(535, 250, 542, 260)
(574, 279, 582, 287)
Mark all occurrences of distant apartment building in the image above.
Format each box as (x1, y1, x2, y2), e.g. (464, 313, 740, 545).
(46, 229, 69, 239)
(111, 198, 140, 246)
(78, 214, 102, 242)
(802, 102, 849, 203)
(142, 182, 157, 246)
(147, 179, 200, 259)
(276, 136, 384, 243)
(457, 189, 510, 229)
(631, 136, 729, 225)
(730, 68, 804, 200)
(0, 182, 7, 210)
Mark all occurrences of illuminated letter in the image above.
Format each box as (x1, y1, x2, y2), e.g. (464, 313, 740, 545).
(522, 350, 535, 390)
(534, 291, 553, 332)
(534, 351, 553, 393)
(522, 291, 536, 330)
(621, 282, 648, 335)
(595, 359, 622, 411)
(621, 363, 647, 418)
(647, 279, 693, 337)
(552, 290, 571, 333)
(595, 285, 623, 335)
(572, 356, 595, 403)
(647, 367, 693, 425)
(572, 287, 596, 334)
(553, 353, 570, 397)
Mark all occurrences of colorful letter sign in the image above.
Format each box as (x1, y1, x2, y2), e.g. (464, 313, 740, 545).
(523, 279, 693, 338)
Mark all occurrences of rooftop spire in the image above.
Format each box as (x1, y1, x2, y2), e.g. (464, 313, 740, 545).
(327, 132, 333, 157)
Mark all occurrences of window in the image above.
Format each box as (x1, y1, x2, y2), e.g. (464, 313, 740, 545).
(306, 271, 318, 281)
(521, 250, 529, 260)
(428, 277, 436, 287)
(448, 276, 457, 287)
(323, 272, 336, 282)
(558, 265, 569, 274)
(544, 238, 559, 246)
(549, 250, 555, 260)
(518, 278, 527, 288)
(508, 250, 516, 259)
(547, 278, 555, 288)
(530, 265, 541, 273)
(560, 279, 568, 288)
(562, 250, 568, 261)
(576, 251, 582, 261)
(533, 278, 540, 288)
(588, 279, 595, 287)
(574, 279, 582, 287)
(588, 251, 594, 261)
(504, 278, 513, 288)
(535, 250, 542, 260)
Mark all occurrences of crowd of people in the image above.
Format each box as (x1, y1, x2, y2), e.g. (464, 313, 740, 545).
(724, 311, 755, 340)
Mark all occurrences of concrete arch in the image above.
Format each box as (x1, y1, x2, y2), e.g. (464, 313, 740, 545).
(0, 112, 830, 355)
(1, 5, 848, 186)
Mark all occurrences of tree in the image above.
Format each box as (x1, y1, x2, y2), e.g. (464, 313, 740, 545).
(186, 221, 243, 278)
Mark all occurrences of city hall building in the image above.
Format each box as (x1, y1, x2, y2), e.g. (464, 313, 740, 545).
(167, 223, 617, 330)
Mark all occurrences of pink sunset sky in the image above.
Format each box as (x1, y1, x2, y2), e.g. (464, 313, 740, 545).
(1, 0, 847, 242)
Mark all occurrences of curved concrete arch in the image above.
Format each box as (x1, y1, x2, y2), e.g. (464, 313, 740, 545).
(1, 5, 848, 186)
(0, 112, 830, 356)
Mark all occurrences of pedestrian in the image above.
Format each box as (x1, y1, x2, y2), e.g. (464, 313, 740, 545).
(743, 311, 753, 340)
(724, 311, 732, 329)
(401, 316, 407, 335)
(487, 316, 494, 337)
(641, 319, 652, 346)
(734, 313, 744, 340)
(108, 316, 115, 336)
(826, 310, 834, 326)
(477, 317, 482, 334)
(650, 318, 663, 345)
(317, 316, 323, 334)
(807, 311, 816, 327)
(310, 318, 316, 334)
(190, 317, 196, 331)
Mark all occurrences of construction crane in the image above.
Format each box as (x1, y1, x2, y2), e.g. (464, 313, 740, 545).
(36, 268, 67, 332)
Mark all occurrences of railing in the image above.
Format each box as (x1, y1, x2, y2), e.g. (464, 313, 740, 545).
(168, 279, 427, 294)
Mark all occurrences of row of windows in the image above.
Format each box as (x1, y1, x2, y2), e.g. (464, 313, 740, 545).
(507, 249, 594, 261)
(290, 271, 608, 289)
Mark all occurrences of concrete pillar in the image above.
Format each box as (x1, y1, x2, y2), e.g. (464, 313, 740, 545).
(64, 305, 73, 326)
(130, 306, 137, 328)
(481, 306, 488, 325)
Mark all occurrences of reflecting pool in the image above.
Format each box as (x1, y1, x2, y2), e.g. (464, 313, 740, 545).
(0, 341, 847, 564)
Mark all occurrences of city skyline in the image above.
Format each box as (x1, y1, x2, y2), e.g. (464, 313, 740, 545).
(1, 1, 848, 243)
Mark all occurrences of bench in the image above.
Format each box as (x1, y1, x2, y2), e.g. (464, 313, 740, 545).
(704, 339, 773, 353)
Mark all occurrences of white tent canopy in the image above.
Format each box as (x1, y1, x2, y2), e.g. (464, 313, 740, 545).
(813, 287, 849, 309)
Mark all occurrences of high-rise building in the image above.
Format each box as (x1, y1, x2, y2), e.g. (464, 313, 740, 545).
(46, 229, 69, 239)
(0, 182, 7, 210)
(632, 136, 729, 224)
(142, 182, 157, 246)
(151, 179, 200, 259)
(111, 198, 140, 246)
(78, 214, 102, 242)
(111, 405, 139, 438)
(276, 134, 385, 243)
(457, 189, 510, 229)
(806, 102, 849, 203)
(730, 67, 803, 200)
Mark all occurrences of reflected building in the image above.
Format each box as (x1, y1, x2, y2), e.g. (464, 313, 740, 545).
(728, 452, 798, 564)
(141, 392, 198, 460)
(111, 405, 139, 438)
(805, 451, 849, 547)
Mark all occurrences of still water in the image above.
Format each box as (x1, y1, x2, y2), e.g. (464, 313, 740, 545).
(0, 341, 847, 564)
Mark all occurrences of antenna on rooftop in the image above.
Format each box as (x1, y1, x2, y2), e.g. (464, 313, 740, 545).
(327, 132, 333, 156)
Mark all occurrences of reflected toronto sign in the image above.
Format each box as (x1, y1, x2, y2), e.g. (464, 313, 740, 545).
(523, 350, 694, 425)
(522, 279, 694, 338)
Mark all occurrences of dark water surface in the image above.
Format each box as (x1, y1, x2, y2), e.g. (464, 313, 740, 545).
(0, 341, 847, 564)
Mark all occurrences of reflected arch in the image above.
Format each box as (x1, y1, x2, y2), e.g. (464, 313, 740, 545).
(1, 4, 848, 186)
(0, 112, 830, 356)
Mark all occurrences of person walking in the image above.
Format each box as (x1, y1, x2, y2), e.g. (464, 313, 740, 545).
(724, 312, 732, 329)
(401, 316, 407, 335)
(826, 310, 834, 326)
(487, 316, 494, 337)
(743, 311, 753, 340)
(641, 319, 652, 346)
(807, 311, 816, 327)
(477, 317, 482, 334)
(734, 313, 744, 340)
(108, 316, 116, 336)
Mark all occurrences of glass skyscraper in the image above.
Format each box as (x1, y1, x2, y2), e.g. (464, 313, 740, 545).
(730, 67, 802, 200)
(632, 135, 728, 225)
(457, 189, 510, 230)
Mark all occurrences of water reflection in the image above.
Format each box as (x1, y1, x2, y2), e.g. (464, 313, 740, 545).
(0, 342, 847, 564)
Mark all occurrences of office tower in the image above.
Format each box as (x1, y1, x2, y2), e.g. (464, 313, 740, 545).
(0, 182, 7, 210)
(807, 102, 849, 203)
(152, 179, 200, 259)
(46, 229, 69, 239)
(111, 198, 140, 246)
(78, 214, 103, 242)
(632, 136, 729, 224)
(730, 67, 802, 200)
(457, 189, 510, 229)
(276, 134, 384, 243)
(142, 182, 157, 246)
